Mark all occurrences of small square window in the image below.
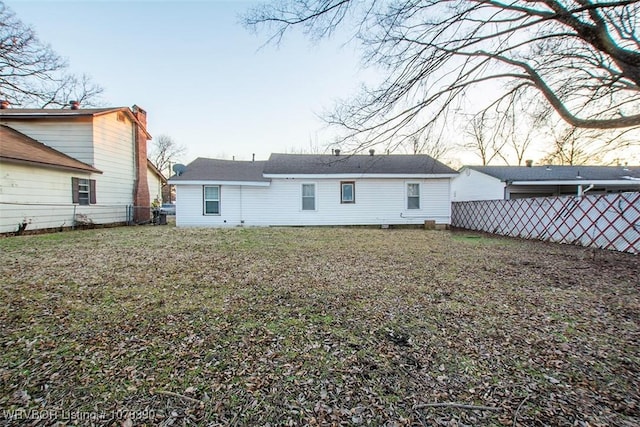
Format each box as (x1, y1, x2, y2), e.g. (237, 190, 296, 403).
(341, 181, 355, 204)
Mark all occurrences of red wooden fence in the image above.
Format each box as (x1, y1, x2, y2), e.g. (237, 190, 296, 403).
(451, 192, 640, 254)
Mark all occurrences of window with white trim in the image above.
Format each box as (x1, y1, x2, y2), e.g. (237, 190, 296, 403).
(302, 183, 316, 211)
(407, 183, 420, 209)
(203, 185, 220, 215)
(341, 181, 355, 204)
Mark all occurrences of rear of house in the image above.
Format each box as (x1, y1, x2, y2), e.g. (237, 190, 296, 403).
(170, 153, 458, 227)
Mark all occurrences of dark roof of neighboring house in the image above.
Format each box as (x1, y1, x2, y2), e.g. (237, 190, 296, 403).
(464, 165, 640, 182)
(170, 157, 270, 182)
(0, 106, 152, 139)
(264, 153, 458, 175)
(0, 125, 101, 173)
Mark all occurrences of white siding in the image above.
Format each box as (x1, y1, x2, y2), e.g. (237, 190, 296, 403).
(175, 178, 452, 227)
(92, 114, 136, 205)
(0, 119, 94, 165)
(147, 167, 164, 204)
(0, 163, 89, 233)
(451, 168, 505, 201)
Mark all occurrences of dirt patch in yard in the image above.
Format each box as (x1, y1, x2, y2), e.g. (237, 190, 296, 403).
(0, 226, 638, 426)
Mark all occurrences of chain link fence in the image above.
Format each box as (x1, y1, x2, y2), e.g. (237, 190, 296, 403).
(0, 203, 154, 235)
(452, 192, 640, 254)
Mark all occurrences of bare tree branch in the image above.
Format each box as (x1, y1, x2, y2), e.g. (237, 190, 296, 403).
(245, 0, 640, 155)
(0, 1, 103, 108)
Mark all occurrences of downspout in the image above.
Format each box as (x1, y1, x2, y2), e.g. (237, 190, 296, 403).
(580, 184, 594, 196)
(239, 185, 244, 226)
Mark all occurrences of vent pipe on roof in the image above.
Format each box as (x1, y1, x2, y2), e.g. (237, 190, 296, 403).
(525, 159, 533, 167)
(0, 100, 9, 109)
(334, 149, 341, 156)
(369, 149, 375, 156)
(70, 100, 80, 110)
(252, 153, 255, 162)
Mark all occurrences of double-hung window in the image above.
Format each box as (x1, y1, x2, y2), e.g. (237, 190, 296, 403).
(302, 183, 316, 211)
(407, 183, 420, 209)
(71, 177, 96, 205)
(340, 181, 355, 204)
(203, 185, 220, 215)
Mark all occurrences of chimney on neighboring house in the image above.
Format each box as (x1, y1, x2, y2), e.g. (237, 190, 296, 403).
(525, 159, 533, 167)
(132, 105, 151, 223)
(334, 149, 341, 156)
(0, 100, 9, 109)
(70, 100, 80, 110)
(369, 149, 375, 156)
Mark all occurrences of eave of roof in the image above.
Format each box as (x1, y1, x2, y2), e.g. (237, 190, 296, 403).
(262, 173, 458, 179)
(168, 179, 271, 186)
(147, 159, 167, 183)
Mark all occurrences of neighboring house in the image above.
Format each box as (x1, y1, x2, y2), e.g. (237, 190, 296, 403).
(452, 165, 640, 201)
(147, 160, 167, 205)
(169, 152, 458, 227)
(0, 103, 152, 233)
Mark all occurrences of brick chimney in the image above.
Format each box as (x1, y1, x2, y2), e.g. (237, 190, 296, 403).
(132, 105, 151, 223)
(70, 100, 80, 110)
(0, 100, 9, 109)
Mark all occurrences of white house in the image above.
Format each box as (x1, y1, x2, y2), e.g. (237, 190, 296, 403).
(452, 165, 640, 201)
(169, 153, 458, 227)
(147, 160, 167, 205)
(0, 103, 153, 234)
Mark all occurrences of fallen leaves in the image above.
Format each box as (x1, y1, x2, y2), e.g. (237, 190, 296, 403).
(0, 226, 638, 426)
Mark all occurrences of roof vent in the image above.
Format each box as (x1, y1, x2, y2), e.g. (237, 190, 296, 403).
(0, 100, 9, 109)
(70, 100, 80, 110)
(369, 149, 375, 156)
(334, 149, 341, 156)
(525, 159, 533, 167)
(545, 165, 552, 171)
(576, 170, 582, 179)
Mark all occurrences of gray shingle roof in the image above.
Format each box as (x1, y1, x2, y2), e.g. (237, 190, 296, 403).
(170, 157, 270, 182)
(264, 153, 457, 175)
(466, 165, 640, 182)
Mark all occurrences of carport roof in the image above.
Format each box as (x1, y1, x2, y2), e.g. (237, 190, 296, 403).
(463, 165, 640, 183)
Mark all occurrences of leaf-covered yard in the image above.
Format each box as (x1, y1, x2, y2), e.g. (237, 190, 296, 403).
(0, 226, 638, 426)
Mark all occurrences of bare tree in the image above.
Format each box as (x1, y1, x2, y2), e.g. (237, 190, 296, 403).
(245, 0, 640, 153)
(0, 2, 102, 107)
(462, 113, 507, 165)
(542, 124, 638, 165)
(149, 135, 187, 177)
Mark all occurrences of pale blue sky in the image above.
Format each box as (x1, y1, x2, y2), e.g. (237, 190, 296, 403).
(6, 0, 372, 163)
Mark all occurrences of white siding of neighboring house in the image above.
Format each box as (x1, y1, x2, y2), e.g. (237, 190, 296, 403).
(175, 178, 452, 227)
(0, 162, 92, 233)
(147, 167, 164, 204)
(0, 119, 94, 165)
(92, 113, 137, 205)
(451, 168, 505, 201)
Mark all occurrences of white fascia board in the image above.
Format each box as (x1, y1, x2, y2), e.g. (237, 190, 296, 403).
(510, 180, 640, 186)
(263, 173, 458, 179)
(168, 180, 270, 186)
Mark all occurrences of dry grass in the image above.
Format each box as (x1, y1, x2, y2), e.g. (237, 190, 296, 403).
(0, 225, 638, 426)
